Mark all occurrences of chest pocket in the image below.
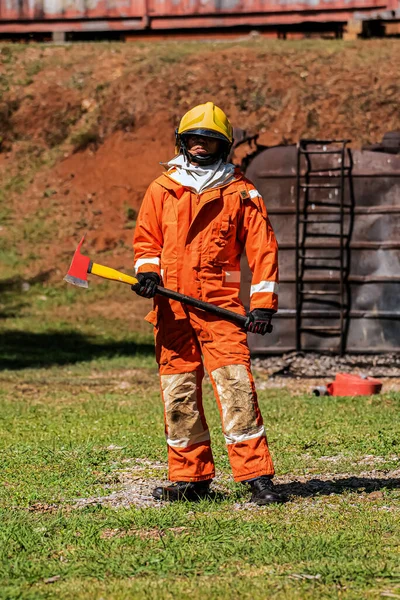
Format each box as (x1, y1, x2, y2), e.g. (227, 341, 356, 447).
(208, 213, 236, 264)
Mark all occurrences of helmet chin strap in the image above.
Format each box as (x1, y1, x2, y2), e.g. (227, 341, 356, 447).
(181, 145, 220, 167)
(188, 152, 219, 166)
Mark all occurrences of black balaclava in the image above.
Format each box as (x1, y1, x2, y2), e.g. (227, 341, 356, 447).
(176, 128, 232, 167)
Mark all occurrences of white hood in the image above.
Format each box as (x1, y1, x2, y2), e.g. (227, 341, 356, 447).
(165, 154, 236, 194)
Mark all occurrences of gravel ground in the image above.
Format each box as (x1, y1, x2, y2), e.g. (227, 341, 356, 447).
(254, 376, 400, 394)
(252, 352, 400, 379)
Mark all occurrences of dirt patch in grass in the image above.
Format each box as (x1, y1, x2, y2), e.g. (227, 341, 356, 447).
(74, 475, 162, 509)
(100, 525, 188, 540)
(27, 502, 60, 514)
(70, 464, 400, 510)
(6, 377, 156, 401)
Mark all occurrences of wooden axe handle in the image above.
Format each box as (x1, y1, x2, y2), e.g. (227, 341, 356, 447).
(90, 262, 247, 328)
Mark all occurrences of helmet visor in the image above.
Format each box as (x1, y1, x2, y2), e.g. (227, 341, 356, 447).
(180, 128, 230, 143)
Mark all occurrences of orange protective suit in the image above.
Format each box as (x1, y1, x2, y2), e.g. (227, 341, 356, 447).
(133, 168, 279, 482)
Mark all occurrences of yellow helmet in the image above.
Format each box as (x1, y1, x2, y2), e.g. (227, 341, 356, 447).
(178, 102, 233, 143)
(176, 102, 233, 164)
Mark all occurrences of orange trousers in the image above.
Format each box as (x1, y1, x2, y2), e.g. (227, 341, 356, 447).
(153, 297, 275, 482)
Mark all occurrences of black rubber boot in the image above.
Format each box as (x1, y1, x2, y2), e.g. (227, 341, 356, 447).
(247, 476, 287, 505)
(152, 480, 212, 502)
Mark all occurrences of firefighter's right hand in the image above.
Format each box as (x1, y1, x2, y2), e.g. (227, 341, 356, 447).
(244, 309, 274, 335)
(131, 272, 161, 298)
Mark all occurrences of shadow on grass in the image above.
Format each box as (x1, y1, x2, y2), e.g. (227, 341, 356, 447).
(147, 476, 400, 505)
(0, 330, 154, 369)
(0, 271, 54, 320)
(277, 475, 400, 499)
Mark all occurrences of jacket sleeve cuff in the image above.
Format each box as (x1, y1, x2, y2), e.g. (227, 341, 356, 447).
(134, 257, 161, 275)
(250, 292, 278, 312)
(136, 264, 161, 276)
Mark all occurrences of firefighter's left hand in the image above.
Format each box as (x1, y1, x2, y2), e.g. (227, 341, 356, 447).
(245, 309, 275, 335)
(131, 272, 161, 299)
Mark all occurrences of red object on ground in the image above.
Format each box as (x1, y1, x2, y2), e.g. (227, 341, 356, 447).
(327, 373, 382, 397)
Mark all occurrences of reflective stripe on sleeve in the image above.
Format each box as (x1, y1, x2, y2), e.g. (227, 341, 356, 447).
(250, 281, 279, 296)
(134, 257, 160, 272)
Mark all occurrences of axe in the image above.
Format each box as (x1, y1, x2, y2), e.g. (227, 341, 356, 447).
(64, 236, 248, 328)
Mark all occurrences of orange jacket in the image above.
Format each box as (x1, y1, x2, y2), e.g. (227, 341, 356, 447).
(133, 169, 278, 317)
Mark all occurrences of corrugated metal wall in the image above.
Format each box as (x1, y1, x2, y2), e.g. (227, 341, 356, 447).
(0, 0, 145, 20)
(242, 146, 400, 354)
(147, 0, 385, 15)
(0, 0, 398, 32)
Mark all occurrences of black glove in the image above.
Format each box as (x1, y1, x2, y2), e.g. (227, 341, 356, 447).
(131, 272, 161, 299)
(244, 309, 275, 335)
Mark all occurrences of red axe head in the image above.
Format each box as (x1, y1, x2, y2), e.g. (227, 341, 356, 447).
(63, 236, 92, 288)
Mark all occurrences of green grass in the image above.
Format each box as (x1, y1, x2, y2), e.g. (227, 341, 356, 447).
(0, 37, 399, 598)
(1, 501, 399, 599)
(0, 281, 399, 599)
(0, 352, 399, 599)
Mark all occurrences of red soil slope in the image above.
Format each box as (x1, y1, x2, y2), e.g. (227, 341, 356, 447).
(1, 40, 399, 276)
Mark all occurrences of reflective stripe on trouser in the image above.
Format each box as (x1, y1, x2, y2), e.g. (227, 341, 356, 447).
(154, 297, 275, 482)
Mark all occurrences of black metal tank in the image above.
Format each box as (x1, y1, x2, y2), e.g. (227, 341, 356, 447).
(239, 139, 400, 354)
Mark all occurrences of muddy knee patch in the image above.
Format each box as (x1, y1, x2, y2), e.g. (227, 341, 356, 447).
(211, 365, 263, 442)
(161, 372, 209, 447)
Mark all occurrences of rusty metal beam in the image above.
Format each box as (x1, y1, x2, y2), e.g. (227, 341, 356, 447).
(279, 241, 400, 249)
(275, 310, 400, 319)
(280, 275, 400, 283)
(250, 346, 400, 355)
(0, 19, 145, 32)
(269, 206, 400, 215)
(150, 12, 378, 29)
(258, 173, 400, 179)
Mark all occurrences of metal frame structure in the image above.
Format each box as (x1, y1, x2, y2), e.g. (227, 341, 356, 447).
(242, 140, 400, 354)
(295, 139, 354, 355)
(233, 135, 400, 354)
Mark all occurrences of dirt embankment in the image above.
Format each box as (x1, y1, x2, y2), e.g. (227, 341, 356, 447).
(0, 40, 399, 275)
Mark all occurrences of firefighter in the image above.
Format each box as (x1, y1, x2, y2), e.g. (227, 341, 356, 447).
(132, 102, 285, 505)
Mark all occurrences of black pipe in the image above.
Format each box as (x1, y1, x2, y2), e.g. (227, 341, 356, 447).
(155, 285, 248, 328)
